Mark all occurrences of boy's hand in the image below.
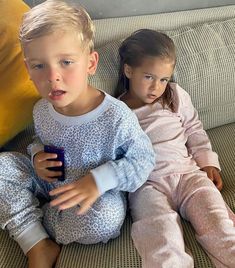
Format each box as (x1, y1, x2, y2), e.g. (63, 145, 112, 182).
(49, 173, 100, 214)
(201, 166, 223, 191)
(33, 151, 63, 182)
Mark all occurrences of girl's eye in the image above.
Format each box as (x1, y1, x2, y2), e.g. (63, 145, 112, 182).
(61, 60, 73, 66)
(161, 79, 169, 84)
(144, 75, 154, 80)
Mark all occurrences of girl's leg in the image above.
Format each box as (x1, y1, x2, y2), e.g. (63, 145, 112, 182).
(43, 190, 126, 244)
(179, 171, 235, 268)
(129, 182, 194, 268)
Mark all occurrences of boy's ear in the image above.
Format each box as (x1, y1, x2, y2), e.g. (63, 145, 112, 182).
(88, 51, 99, 75)
(24, 59, 32, 79)
(124, 64, 132, 78)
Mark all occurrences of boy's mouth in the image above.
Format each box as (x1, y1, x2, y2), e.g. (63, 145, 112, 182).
(49, 90, 66, 97)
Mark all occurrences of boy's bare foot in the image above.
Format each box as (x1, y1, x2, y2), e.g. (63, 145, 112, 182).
(27, 238, 61, 268)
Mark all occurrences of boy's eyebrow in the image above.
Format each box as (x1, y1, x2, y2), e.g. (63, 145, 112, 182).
(58, 53, 80, 58)
(26, 53, 80, 62)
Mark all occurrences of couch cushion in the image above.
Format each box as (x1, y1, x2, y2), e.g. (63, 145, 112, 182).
(170, 18, 235, 130)
(89, 18, 235, 130)
(2, 122, 235, 268)
(0, 0, 40, 148)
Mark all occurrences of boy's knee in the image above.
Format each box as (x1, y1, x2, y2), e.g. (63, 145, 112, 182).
(0, 152, 31, 170)
(43, 192, 126, 245)
(98, 191, 126, 224)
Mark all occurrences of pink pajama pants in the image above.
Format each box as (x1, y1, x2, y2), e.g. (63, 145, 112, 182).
(129, 170, 235, 268)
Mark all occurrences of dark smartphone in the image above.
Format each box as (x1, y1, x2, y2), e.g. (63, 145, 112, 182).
(44, 145, 65, 181)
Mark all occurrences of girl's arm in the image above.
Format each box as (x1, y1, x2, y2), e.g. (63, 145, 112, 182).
(177, 85, 220, 170)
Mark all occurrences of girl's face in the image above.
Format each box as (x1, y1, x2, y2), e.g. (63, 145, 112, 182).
(124, 56, 175, 109)
(24, 30, 98, 116)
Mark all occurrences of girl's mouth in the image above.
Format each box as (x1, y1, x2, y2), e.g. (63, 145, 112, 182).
(147, 94, 157, 99)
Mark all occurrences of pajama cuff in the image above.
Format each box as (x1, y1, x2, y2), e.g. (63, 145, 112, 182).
(15, 221, 49, 255)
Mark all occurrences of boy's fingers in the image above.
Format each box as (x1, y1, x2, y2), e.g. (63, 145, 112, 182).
(57, 194, 87, 210)
(50, 183, 74, 195)
(77, 197, 97, 215)
(50, 190, 79, 207)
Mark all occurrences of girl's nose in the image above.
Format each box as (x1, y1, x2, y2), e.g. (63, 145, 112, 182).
(151, 80, 160, 91)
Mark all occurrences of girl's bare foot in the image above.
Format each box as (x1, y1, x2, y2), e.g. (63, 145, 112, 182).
(27, 238, 61, 268)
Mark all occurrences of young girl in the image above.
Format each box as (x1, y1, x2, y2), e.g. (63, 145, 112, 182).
(0, 3, 155, 268)
(115, 29, 235, 268)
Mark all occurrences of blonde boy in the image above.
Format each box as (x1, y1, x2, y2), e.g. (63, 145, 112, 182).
(0, 1, 155, 268)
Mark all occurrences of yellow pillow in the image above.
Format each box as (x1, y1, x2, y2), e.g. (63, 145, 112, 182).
(0, 0, 40, 147)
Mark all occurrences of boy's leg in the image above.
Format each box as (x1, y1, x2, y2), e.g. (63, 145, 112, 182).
(129, 181, 194, 268)
(43, 190, 126, 244)
(0, 152, 60, 268)
(179, 171, 235, 268)
(0, 152, 49, 254)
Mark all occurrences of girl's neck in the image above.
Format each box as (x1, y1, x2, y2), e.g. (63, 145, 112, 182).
(120, 91, 150, 109)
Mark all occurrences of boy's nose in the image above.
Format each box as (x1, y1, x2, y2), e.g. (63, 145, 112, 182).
(48, 77, 60, 82)
(47, 68, 61, 83)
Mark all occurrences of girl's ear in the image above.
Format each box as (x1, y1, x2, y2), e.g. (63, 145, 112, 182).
(124, 64, 132, 78)
(87, 51, 99, 75)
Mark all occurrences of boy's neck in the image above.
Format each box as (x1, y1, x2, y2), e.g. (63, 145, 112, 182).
(53, 87, 105, 116)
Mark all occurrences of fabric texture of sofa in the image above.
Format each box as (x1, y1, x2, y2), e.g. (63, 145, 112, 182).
(1, 3, 235, 268)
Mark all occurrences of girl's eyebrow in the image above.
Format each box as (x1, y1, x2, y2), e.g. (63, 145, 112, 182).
(143, 72, 170, 80)
(143, 72, 156, 78)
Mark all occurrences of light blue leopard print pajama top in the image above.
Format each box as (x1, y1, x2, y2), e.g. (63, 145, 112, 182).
(0, 93, 155, 254)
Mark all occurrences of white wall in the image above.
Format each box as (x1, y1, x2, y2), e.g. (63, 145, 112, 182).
(24, 0, 235, 19)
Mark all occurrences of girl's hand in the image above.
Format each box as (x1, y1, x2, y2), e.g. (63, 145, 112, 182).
(49, 173, 99, 214)
(201, 166, 223, 191)
(33, 151, 63, 182)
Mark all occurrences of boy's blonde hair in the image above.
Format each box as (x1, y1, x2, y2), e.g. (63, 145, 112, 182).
(19, 0, 95, 52)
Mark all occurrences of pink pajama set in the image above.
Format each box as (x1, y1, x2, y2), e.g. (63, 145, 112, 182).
(129, 83, 235, 268)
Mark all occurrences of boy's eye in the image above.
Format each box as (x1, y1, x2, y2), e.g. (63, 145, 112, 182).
(61, 60, 73, 66)
(32, 63, 44, 69)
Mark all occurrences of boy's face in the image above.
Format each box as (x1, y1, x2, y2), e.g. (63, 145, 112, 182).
(24, 30, 98, 116)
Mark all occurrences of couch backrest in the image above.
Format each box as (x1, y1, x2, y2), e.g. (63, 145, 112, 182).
(89, 5, 235, 130)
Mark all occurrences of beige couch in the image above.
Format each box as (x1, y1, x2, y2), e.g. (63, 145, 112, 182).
(1, 5, 235, 268)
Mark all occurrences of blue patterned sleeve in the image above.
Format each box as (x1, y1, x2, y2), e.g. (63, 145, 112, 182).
(90, 109, 156, 195)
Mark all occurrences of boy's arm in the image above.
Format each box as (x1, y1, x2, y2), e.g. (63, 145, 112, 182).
(27, 135, 44, 161)
(90, 112, 156, 195)
(177, 85, 220, 170)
